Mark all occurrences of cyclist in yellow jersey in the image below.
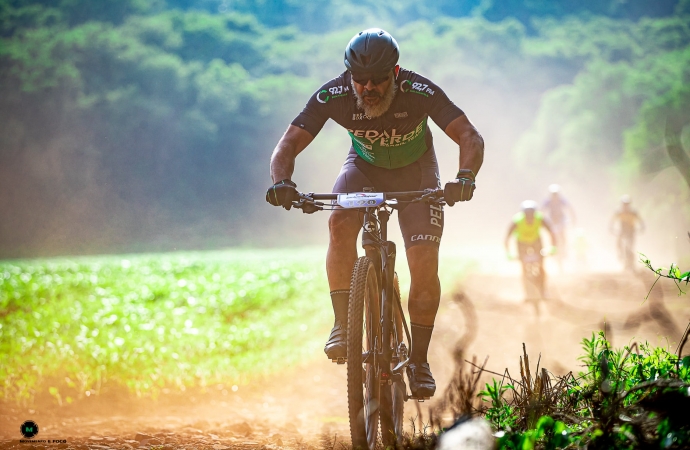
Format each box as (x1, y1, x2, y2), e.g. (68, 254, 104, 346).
(504, 201, 557, 299)
(609, 195, 644, 270)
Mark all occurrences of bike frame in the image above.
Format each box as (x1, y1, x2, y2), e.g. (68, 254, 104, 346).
(360, 203, 412, 388)
(300, 189, 443, 396)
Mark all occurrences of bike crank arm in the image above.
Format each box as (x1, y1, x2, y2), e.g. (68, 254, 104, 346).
(392, 357, 410, 373)
(361, 351, 374, 364)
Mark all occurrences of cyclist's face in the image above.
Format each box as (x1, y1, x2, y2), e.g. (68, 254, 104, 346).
(351, 72, 393, 106)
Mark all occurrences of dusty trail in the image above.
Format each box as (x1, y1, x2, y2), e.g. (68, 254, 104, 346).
(1, 268, 688, 449)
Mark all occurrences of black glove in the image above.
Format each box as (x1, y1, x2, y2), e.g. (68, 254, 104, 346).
(266, 179, 298, 210)
(444, 170, 476, 206)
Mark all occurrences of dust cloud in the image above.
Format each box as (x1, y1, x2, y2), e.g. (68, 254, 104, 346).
(272, 45, 690, 443)
(3, 22, 689, 450)
(3, 261, 688, 448)
(287, 45, 690, 270)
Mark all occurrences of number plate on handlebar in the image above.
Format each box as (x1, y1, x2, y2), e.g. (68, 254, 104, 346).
(336, 192, 385, 208)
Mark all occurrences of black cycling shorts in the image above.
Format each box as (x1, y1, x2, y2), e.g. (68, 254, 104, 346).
(332, 147, 443, 250)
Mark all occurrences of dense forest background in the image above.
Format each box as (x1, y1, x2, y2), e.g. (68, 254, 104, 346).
(1, 0, 689, 258)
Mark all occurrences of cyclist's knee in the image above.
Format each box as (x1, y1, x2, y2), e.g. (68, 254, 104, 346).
(328, 211, 360, 243)
(409, 247, 440, 289)
(407, 245, 438, 265)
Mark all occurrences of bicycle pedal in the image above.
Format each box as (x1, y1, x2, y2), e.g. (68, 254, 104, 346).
(331, 357, 347, 364)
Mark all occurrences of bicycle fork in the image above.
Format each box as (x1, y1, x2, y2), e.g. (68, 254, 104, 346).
(362, 208, 401, 387)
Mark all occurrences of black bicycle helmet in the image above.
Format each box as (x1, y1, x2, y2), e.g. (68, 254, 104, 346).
(344, 28, 399, 74)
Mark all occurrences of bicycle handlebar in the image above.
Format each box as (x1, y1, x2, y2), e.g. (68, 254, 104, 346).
(302, 190, 442, 201)
(292, 188, 445, 214)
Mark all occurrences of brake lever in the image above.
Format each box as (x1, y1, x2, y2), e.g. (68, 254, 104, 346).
(301, 201, 323, 214)
(292, 198, 323, 214)
(408, 189, 444, 205)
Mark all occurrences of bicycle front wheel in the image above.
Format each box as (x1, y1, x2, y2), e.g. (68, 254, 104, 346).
(347, 256, 381, 450)
(379, 273, 405, 447)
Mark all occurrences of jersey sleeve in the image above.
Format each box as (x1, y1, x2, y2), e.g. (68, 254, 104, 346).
(290, 79, 338, 137)
(428, 90, 464, 130)
(409, 73, 465, 130)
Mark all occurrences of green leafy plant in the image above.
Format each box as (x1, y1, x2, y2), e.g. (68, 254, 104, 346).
(639, 253, 690, 297)
(479, 378, 519, 431)
(478, 332, 690, 449)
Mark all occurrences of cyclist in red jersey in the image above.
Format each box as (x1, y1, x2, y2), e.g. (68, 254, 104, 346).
(265, 29, 484, 398)
(541, 184, 576, 271)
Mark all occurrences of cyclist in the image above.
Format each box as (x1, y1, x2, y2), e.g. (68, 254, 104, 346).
(541, 184, 576, 267)
(265, 28, 484, 399)
(609, 195, 644, 270)
(504, 201, 557, 299)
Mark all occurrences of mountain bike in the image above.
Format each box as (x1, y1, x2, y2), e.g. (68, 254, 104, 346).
(510, 244, 555, 316)
(521, 246, 545, 300)
(521, 246, 545, 316)
(618, 231, 636, 271)
(292, 188, 445, 450)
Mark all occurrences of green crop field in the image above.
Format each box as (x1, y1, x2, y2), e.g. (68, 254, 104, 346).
(0, 246, 473, 407)
(0, 248, 332, 405)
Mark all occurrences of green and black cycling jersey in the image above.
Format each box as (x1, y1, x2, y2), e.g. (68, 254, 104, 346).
(291, 67, 465, 169)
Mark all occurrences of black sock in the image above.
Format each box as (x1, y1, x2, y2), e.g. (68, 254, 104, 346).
(410, 323, 434, 363)
(330, 290, 350, 327)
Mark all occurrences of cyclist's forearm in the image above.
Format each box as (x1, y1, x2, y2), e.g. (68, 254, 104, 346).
(444, 115, 484, 177)
(270, 143, 298, 183)
(458, 128, 484, 177)
(269, 125, 314, 183)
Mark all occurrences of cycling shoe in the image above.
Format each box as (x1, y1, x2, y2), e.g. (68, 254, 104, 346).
(407, 362, 436, 398)
(324, 321, 347, 361)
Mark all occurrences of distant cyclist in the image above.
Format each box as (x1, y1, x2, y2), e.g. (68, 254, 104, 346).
(541, 184, 576, 267)
(265, 29, 484, 398)
(504, 201, 557, 299)
(609, 195, 644, 270)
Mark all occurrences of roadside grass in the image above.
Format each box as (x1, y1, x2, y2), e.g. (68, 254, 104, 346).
(0, 248, 330, 405)
(477, 333, 690, 449)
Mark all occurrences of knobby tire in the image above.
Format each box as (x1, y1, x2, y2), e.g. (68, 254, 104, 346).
(379, 273, 405, 447)
(347, 257, 381, 450)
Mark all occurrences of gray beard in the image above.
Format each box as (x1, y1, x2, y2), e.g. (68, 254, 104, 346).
(351, 77, 397, 118)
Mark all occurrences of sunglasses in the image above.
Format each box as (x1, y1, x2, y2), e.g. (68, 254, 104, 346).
(351, 72, 390, 86)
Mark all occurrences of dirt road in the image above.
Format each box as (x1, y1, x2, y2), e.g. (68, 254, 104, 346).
(1, 269, 688, 449)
